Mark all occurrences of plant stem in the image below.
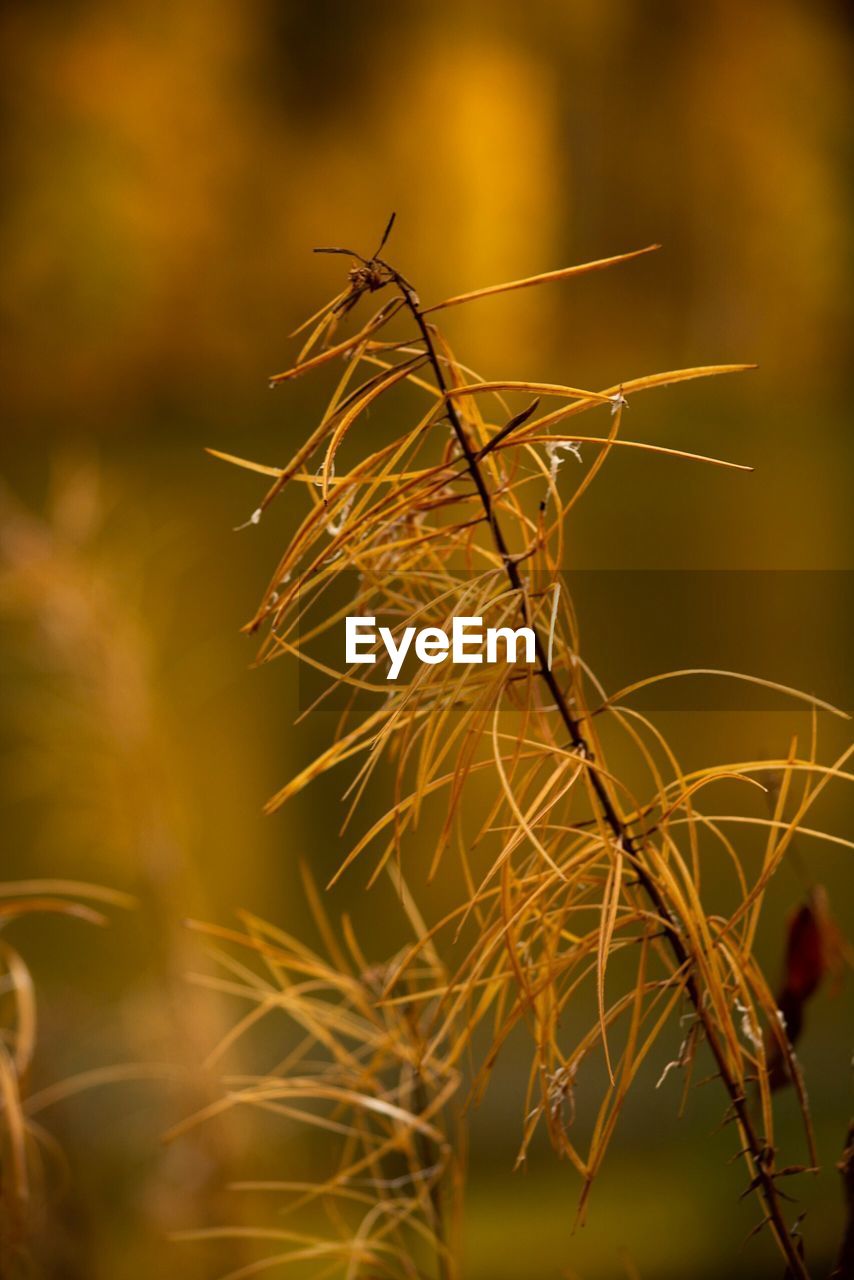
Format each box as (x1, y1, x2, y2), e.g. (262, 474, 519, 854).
(832, 1121, 854, 1278)
(411, 1064, 453, 1280)
(388, 270, 810, 1280)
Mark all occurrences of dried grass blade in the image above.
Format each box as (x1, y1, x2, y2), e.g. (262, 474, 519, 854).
(269, 299, 402, 383)
(423, 246, 660, 313)
(597, 843, 624, 1084)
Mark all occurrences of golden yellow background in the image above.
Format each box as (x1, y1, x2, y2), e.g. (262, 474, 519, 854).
(0, 2, 851, 1276)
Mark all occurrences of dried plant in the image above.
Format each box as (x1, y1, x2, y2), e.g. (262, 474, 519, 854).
(0, 879, 132, 1273)
(175, 865, 462, 1280)
(203, 219, 851, 1278)
(0, 474, 249, 1274)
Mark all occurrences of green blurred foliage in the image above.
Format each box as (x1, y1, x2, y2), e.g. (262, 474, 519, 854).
(0, 1, 851, 1276)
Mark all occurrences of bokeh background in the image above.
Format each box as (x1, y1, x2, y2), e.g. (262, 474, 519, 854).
(0, 2, 851, 1277)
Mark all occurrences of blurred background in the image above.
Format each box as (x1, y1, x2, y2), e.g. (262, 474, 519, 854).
(0, 1, 851, 1276)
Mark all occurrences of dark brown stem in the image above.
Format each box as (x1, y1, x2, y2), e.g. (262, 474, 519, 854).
(389, 269, 810, 1280)
(832, 1121, 854, 1278)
